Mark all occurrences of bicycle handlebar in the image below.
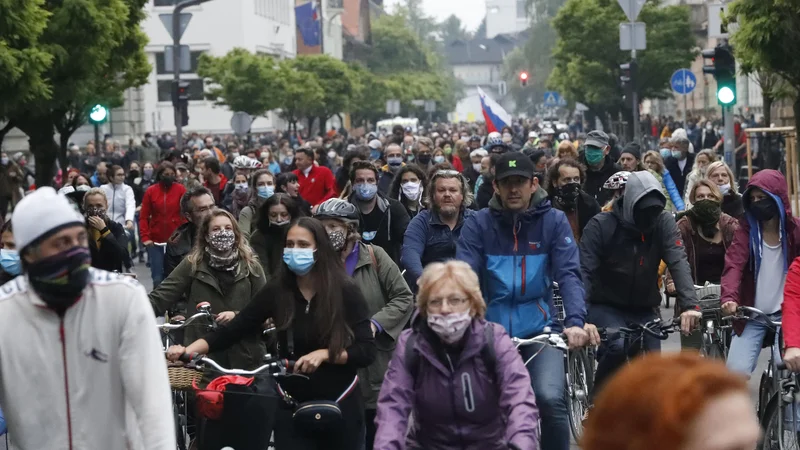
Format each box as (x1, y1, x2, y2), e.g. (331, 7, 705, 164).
(511, 333, 569, 352)
(732, 306, 782, 327)
(158, 302, 216, 331)
(179, 353, 296, 376)
(598, 317, 680, 342)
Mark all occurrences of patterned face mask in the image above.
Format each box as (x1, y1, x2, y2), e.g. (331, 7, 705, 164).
(328, 230, 346, 252)
(207, 229, 236, 252)
(85, 206, 106, 217)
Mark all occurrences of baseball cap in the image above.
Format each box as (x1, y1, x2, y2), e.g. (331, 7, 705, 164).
(368, 139, 382, 150)
(584, 130, 610, 149)
(495, 153, 535, 181)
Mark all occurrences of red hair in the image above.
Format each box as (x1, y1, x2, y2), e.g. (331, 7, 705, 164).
(582, 352, 747, 450)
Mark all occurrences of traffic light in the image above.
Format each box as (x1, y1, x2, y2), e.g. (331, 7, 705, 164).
(171, 80, 190, 107)
(703, 44, 736, 106)
(519, 71, 529, 87)
(619, 61, 637, 96)
(88, 104, 108, 124)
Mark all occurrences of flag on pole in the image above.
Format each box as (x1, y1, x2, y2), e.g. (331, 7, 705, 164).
(477, 87, 511, 133)
(295, 1, 321, 47)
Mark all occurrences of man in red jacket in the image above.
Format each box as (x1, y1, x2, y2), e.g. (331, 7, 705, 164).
(293, 147, 336, 206)
(139, 162, 187, 287)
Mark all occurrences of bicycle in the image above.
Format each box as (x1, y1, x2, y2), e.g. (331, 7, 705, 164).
(158, 302, 217, 450)
(693, 283, 729, 359)
(596, 317, 681, 362)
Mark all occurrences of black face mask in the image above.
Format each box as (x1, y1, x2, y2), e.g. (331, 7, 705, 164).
(555, 183, 581, 210)
(634, 206, 663, 232)
(26, 247, 92, 314)
(417, 155, 431, 165)
(161, 176, 175, 188)
(749, 198, 779, 222)
(129, 170, 140, 178)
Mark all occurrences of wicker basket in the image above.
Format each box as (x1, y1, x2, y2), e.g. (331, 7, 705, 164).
(167, 364, 202, 391)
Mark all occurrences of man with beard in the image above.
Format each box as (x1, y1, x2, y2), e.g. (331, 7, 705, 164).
(164, 187, 215, 278)
(377, 144, 404, 195)
(546, 159, 601, 242)
(401, 170, 475, 291)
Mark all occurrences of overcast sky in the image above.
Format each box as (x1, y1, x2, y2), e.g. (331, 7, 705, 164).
(383, 0, 487, 31)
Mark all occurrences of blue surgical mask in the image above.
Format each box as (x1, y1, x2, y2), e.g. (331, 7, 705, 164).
(672, 150, 684, 160)
(0, 249, 21, 276)
(257, 185, 274, 199)
(387, 156, 403, 167)
(283, 248, 316, 275)
(370, 149, 382, 161)
(354, 182, 378, 201)
(659, 148, 671, 159)
(433, 155, 446, 164)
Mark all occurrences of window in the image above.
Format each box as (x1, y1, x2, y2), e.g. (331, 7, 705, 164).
(516, 0, 527, 18)
(153, 50, 205, 102)
(153, 0, 176, 6)
(254, 0, 291, 24)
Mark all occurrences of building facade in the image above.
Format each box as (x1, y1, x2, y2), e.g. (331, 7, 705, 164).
(485, 0, 529, 39)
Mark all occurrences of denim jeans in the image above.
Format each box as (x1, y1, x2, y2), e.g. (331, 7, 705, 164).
(146, 245, 165, 288)
(588, 304, 661, 398)
(519, 342, 569, 450)
(726, 312, 781, 376)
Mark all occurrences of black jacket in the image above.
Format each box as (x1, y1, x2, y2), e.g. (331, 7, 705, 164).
(664, 153, 695, 198)
(579, 172, 698, 312)
(348, 193, 410, 265)
(476, 176, 494, 210)
(164, 222, 195, 278)
(579, 154, 621, 207)
(89, 219, 130, 272)
(552, 191, 601, 240)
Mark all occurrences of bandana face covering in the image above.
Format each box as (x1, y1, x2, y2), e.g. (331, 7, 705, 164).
(206, 229, 238, 270)
(27, 247, 92, 312)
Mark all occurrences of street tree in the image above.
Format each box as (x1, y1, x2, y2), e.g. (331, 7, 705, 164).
(549, 0, 696, 132)
(289, 55, 358, 135)
(1, 0, 150, 186)
(438, 15, 470, 45)
(367, 14, 435, 74)
(197, 48, 283, 118)
(728, 0, 800, 131)
(274, 60, 325, 133)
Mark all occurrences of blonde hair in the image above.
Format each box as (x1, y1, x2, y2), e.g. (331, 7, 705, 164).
(417, 261, 486, 318)
(556, 141, 578, 160)
(83, 187, 108, 209)
(689, 179, 723, 203)
(705, 161, 738, 192)
(690, 149, 719, 176)
(187, 209, 261, 275)
(643, 150, 665, 174)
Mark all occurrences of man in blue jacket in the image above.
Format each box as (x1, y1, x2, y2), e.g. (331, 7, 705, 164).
(456, 152, 589, 450)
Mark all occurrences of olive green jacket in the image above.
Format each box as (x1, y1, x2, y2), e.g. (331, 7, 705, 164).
(150, 256, 267, 369)
(352, 242, 414, 409)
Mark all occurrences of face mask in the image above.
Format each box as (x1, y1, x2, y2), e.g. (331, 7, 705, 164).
(0, 249, 21, 276)
(502, 133, 512, 142)
(719, 183, 731, 195)
(327, 151, 337, 159)
(129, 170, 140, 178)
(634, 206, 663, 232)
(387, 156, 404, 168)
(161, 176, 175, 188)
(472, 163, 482, 172)
(689, 199, 722, 236)
(706, 124, 713, 131)
(270, 220, 290, 229)
(85, 206, 106, 218)
(283, 157, 293, 165)
(749, 198, 779, 222)
(1, 157, 8, 166)
(283, 248, 316, 275)
(370, 149, 382, 161)
(659, 148, 671, 159)
(257, 185, 274, 199)
(555, 183, 581, 209)
(443, 146, 452, 155)
(231, 152, 240, 159)
(354, 182, 378, 201)
(235, 183, 248, 191)
(401, 181, 422, 201)
(585, 147, 605, 166)
(328, 230, 346, 252)
(672, 150, 684, 160)
(417, 155, 431, 165)
(433, 155, 446, 164)
(76, 184, 91, 192)
(27, 246, 92, 311)
(143, 168, 154, 178)
(427, 311, 472, 344)
(207, 229, 236, 252)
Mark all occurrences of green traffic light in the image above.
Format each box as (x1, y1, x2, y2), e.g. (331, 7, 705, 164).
(717, 86, 735, 105)
(89, 104, 108, 123)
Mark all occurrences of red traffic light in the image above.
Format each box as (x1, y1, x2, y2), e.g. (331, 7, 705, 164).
(519, 72, 529, 81)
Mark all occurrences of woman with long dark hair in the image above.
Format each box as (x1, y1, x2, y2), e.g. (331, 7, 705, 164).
(250, 193, 303, 277)
(388, 164, 428, 219)
(167, 217, 376, 449)
(238, 169, 276, 239)
(276, 171, 312, 216)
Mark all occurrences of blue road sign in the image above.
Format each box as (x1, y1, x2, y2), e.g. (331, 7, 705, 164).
(671, 69, 697, 95)
(544, 91, 562, 107)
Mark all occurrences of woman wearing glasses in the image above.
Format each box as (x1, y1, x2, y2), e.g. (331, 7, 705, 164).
(375, 261, 538, 450)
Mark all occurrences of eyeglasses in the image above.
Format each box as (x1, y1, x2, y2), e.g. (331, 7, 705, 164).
(428, 297, 469, 309)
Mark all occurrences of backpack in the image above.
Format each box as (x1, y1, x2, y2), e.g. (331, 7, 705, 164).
(404, 322, 497, 384)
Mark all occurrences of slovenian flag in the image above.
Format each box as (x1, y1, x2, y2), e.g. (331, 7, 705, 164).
(295, 1, 321, 47)
(478, 86, 511, 133)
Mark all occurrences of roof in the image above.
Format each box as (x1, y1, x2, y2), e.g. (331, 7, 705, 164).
(446, 34, 523, 66)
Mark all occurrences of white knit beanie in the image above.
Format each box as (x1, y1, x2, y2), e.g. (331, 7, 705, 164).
(12, 187, 85, 252)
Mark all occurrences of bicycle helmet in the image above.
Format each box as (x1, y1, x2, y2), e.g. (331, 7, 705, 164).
(603, 171, 631, 190)
(232, 155, 262, 170)
(541, 127, 555, 136)
(314, 199, 360, 226)
(485, 135, 509, 153)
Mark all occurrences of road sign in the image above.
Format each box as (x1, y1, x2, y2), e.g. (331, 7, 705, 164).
(670, 69, 697, 95)
(618, 0, 646, 22)
(385, 99, 400, 115)
(164, 45, 191, 73)
(424, 100, 436, 113)
(708, 3, 728, 38)
(411, 99, 425, 107)
(159, 13, 192, 41)
(543, 91, 562, 107)
(230, 111, 253, 135)
(619, 22, 646, 51)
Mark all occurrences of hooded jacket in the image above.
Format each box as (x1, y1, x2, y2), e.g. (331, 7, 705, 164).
(374, 317, 539, 450)
(721, 170, 800, 335)
(348, 192, 410, 265)
(100, 182, 136, 227)
(579, 171, 699, 312)
(456, 188, 586, 337)
(579, 153, 621, 207)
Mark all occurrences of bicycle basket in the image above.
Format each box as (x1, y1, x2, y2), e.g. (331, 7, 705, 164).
(167, 364, 202, 391)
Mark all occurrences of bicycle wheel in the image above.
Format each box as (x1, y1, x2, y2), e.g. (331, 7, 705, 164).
(699, 337, 725, 360)
(174, 402, 187, 450)
(760, 394, 800, 450)
(758, 368, 775, 421)
(567, 350, 592, 442)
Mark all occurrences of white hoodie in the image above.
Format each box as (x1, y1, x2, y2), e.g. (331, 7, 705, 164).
(0, 269, 175, 450)
(101, 183, 136, 227)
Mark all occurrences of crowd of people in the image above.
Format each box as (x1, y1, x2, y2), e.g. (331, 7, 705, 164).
(0, 116, 798, 450)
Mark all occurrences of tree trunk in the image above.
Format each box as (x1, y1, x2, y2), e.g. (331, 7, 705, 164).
(16, 118, 59, 188)
(58, 133, 70, 177)
(763, 94, 773, 127)
(318, 116, 328, 136)
(307, 116, 316, 136)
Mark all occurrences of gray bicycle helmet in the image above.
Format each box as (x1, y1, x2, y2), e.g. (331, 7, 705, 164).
(314, 199, 360, 226)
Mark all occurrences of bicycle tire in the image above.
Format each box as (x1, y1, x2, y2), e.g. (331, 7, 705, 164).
(700, 340, 725, 361)
(758, 368, 775, 422)
(174, 402, 187, 450)
(567, 350, 592, 442)
(760, 393, 800, 450)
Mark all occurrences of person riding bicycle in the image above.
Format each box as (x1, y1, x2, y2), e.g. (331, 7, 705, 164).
(375, 261, 538, 450)
(456, 152, 589, 450)
(579, 170, 701, 396)
(720, 169, 800, 376)
(0, 187, 175, 449)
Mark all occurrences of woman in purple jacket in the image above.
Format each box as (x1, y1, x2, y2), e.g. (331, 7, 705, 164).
(374, 260, 539, 450)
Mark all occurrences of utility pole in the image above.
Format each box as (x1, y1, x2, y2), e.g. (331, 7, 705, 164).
(171, 0, 206, 150)
(318, 0, 325, 55)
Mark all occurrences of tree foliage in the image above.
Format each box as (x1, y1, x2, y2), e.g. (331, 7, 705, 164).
(274, 60, 325, 131)
(439, 15, 470, 45)
(549, 0, 696, 123)
(366, 14, 435, 74)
